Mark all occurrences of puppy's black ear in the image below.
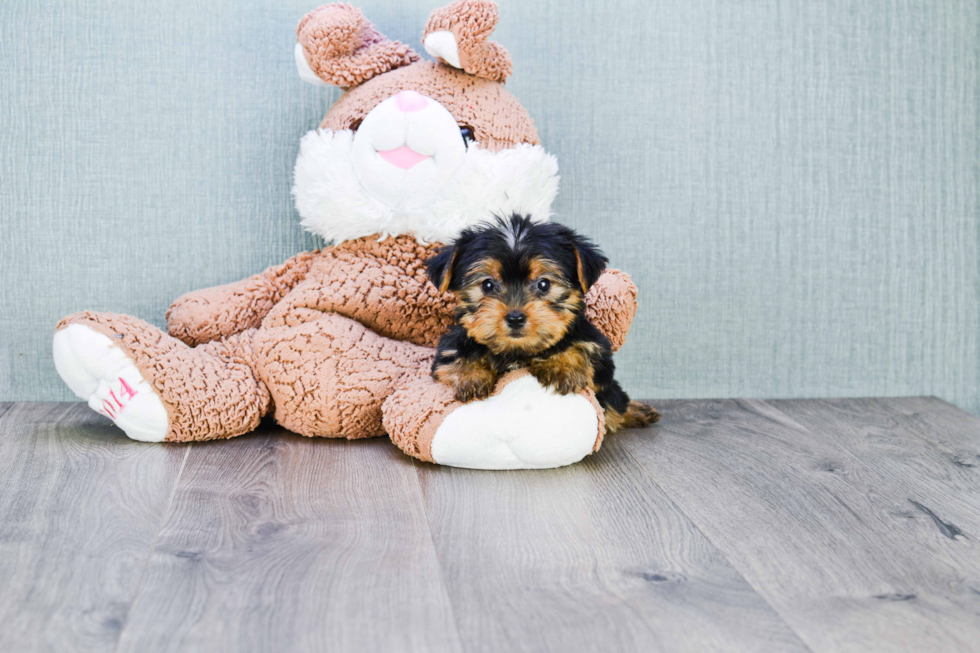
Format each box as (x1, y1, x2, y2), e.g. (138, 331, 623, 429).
(571, 234, 608, 293)
(425, 244, 458, 293)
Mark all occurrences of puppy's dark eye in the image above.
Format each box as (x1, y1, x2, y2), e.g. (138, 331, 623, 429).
(536, 278, 551, 293)
(459, 125, 475, 144)
(481, 279, 496, 294)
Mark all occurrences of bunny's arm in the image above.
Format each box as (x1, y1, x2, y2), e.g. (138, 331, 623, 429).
(584, 270, 639, 352)
(166, 251, 317, 346)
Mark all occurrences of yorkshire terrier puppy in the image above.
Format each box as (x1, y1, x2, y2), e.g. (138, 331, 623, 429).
(425, 214, 659, 433)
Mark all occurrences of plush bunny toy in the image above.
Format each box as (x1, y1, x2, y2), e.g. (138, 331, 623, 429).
(52, 0, 640, 470)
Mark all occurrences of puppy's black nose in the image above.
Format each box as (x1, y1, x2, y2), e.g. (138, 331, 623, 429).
(505, 311, 527, 329)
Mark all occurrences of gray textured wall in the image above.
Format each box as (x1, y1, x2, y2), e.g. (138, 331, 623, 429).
(1, 0, 978, 411)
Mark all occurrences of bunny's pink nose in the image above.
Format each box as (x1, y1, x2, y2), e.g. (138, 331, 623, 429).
(394, 90, 428, 112)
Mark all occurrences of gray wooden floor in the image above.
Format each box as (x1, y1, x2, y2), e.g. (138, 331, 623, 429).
(1, 398, 978, 652)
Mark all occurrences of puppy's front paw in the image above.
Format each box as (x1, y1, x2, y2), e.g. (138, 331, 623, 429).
(529, 362, 591, 395)
(453, 377, 496, 403)
(433, 356, 498, 403)
(529, 343, 598, 395)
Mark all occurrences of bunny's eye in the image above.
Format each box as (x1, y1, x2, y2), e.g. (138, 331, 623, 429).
(459, 125, 475, 144)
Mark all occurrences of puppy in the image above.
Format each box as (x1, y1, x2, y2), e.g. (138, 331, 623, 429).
(425, 214, 659, 433)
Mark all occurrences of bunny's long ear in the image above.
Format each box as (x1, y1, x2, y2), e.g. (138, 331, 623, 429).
(422, 0, 513, 82)
(296, 3, 420, 89)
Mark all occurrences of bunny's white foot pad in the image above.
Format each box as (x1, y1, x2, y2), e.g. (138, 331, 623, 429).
(53, 324, 169, 442)
(429, 375, 600, 470)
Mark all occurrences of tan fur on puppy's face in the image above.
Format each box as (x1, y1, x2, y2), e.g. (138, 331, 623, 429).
(454, 257, 582, 355)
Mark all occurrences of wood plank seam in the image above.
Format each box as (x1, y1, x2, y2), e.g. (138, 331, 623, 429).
(112, 443, 193, 653)
(409, 458, 467, 652)
(618, 429, 819, 653)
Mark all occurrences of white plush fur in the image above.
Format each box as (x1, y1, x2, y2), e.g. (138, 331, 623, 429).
(294, 42, 329, 87)
(423, 31, 462, 69)
(53, 324, 169, 442)
(430, 375, 600, 470)
(292, 95, 559, 244)
(350, 93, 469, 211)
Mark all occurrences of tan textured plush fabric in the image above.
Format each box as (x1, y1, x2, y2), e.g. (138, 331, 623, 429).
(321, 61, 538, 152)
(297, 3, 420, 88)
(166, 251, 317, 347)
(584, 269, 638, 353)
(255, 313, 434, 440)
(383, 371, 458, 462)
(260, 236, 456, 348)
(423, 0, 513, 82)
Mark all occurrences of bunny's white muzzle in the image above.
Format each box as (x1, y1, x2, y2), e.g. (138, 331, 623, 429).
(351, 90, 468, 212)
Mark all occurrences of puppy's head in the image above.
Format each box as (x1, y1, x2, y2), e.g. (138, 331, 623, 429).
(426, 214, 608, 354)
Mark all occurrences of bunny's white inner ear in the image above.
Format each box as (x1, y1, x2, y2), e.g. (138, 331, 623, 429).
(423, 30, 462, 69)
(294, 42, 330, 87)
